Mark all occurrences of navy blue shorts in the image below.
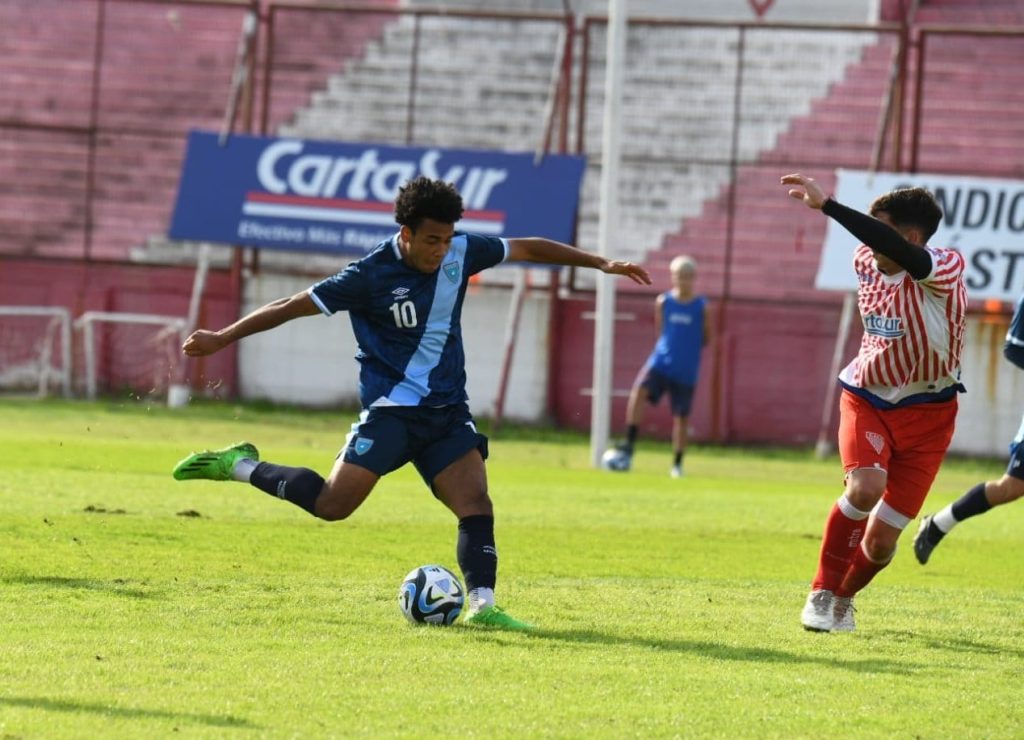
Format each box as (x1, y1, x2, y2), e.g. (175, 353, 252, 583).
(341, 402, 488, 487)
(1008, 415, 1024, 481)
(641, 367, 695, 417)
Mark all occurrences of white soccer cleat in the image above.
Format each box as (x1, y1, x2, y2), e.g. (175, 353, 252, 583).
(832, 595, 856, 632)
(670, 464, 684, 479)
(801, 589, 835, 632)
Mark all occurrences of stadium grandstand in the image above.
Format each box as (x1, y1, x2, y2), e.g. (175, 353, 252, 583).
(2, 0, 1022, 456)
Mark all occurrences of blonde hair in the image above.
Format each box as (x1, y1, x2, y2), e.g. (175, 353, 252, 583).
(670, 256, 696, 274)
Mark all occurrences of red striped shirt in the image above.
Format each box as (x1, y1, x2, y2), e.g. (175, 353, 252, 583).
(840, 245, 966, 405)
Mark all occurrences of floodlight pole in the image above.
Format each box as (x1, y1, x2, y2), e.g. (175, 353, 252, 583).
(590, 0, 628, 467)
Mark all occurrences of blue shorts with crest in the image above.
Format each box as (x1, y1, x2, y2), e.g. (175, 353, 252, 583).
(641, 367, 695, 417)
(341, 402, 488, 488)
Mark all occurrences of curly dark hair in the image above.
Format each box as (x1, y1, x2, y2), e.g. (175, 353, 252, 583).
(394, 177, 464, 231)
(869, 187, 943, 242)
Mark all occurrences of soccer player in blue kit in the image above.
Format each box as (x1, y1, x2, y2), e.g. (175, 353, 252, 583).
(615, 256, 711, 477)
(173, 177, 651, 630)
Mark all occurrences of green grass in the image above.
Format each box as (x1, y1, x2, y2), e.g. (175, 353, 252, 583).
(1, 398, 1022, 738)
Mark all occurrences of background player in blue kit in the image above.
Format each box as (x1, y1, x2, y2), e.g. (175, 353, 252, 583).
(172, 177, 651, 630)
(615, 256, 711, 478)
(913, 291, 1024, 565)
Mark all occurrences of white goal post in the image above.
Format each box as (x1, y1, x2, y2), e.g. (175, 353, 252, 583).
(75, 311, 187, 400)
(0, 306, 72, 397)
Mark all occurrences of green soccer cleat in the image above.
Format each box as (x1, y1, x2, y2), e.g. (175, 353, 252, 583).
(464, 605, 535, 632)
(172, 442, 259, 481)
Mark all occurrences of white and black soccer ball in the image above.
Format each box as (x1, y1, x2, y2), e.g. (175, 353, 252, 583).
(601, 447, 632, 472)
(398, 564, 465, 626)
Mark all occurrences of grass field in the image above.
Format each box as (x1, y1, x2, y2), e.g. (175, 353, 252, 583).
(1, 398, 1022, 738)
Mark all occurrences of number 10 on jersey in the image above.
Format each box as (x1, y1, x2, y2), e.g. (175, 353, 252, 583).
(390, 300, 418, 328)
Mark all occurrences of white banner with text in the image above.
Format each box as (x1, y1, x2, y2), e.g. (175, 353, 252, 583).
(816, 169, 1024, 301)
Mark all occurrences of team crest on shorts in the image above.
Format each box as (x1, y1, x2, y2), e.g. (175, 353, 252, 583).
(865, 431, 884, 455)
(443, 261, 460, 283)
(353, 437, 374, 455)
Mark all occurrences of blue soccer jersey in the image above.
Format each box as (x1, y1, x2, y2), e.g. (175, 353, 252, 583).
(1005, 292, 1024, 370)
(646, 293, 706, 385)
(308, 232, 508, 408)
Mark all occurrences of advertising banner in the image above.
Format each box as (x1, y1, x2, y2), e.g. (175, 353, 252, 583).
(170, 131, 586, 254)
(816, 169, 1024, 301)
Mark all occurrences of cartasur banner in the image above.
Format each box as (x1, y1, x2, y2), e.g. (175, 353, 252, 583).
(169, 131, 586, 254)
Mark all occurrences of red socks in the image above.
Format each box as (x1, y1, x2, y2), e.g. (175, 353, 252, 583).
(836, 543, 892, 597)
(811, 499, 869, 591)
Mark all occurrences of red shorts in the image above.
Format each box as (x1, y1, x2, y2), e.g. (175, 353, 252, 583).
(837, 389, 958, 520)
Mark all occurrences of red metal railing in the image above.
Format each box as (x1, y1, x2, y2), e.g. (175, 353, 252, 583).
(4, 5, 1019, 265)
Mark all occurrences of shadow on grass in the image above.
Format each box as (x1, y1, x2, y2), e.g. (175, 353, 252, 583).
(4, 575, 155, 600)
(471, 627, 921, 675)
(874, 628, 1024, 659)
(927, 635, 1024, 658)
(0, 696, 257, 729)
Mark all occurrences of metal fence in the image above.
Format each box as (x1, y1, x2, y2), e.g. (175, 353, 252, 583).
(0, 0, 254, 262)
(4, 3, 1017, 276)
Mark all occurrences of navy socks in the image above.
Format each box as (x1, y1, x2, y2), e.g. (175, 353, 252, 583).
(951, 482, 992, 522)
(249, 462, 325, 517)
(457, 515, 497, 592)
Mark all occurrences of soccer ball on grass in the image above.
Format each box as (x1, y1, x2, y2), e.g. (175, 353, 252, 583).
(397, 564, 465, 625)
(600, 447, 632, 472)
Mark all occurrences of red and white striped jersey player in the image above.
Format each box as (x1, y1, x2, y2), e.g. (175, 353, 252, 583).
(781, 172, 967, 634)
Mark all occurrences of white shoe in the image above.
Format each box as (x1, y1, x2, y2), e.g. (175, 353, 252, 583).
(832, 595, 856, 632)
(670, 465, 684, 479)
(801, 589, 835, 632)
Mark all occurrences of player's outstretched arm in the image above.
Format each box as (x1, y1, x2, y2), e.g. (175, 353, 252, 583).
(182, 291, 320, 357)
(506, 237, 652, 285)
(780, 172, 931, 279)
(780, 173, 828, 209)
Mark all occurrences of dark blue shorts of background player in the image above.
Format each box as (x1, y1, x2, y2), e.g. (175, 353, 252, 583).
(639, 368, 695, 418)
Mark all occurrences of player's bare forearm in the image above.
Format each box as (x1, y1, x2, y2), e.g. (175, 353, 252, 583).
(506, 238, 651, 285)
(181, 291, 319, 357)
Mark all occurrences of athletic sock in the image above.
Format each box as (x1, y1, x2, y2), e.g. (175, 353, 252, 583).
(249, 462, 324, 517)
(457, 515, 497, 596)
(835, 542, 894, 597)
(928, 505, 955, 544)
(626, 424, 638, 450)
(232, 458, 258, 482)
(673, 451, 683, 467)
(811, 496, 870, 592)
(950, 482, 992, 522)
(468, 587, 495, 612)
(929, 482, 991, 544)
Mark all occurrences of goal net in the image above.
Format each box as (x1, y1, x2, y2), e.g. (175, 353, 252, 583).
(74, 311, 187, 400)
(0, 306, 72, 397)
